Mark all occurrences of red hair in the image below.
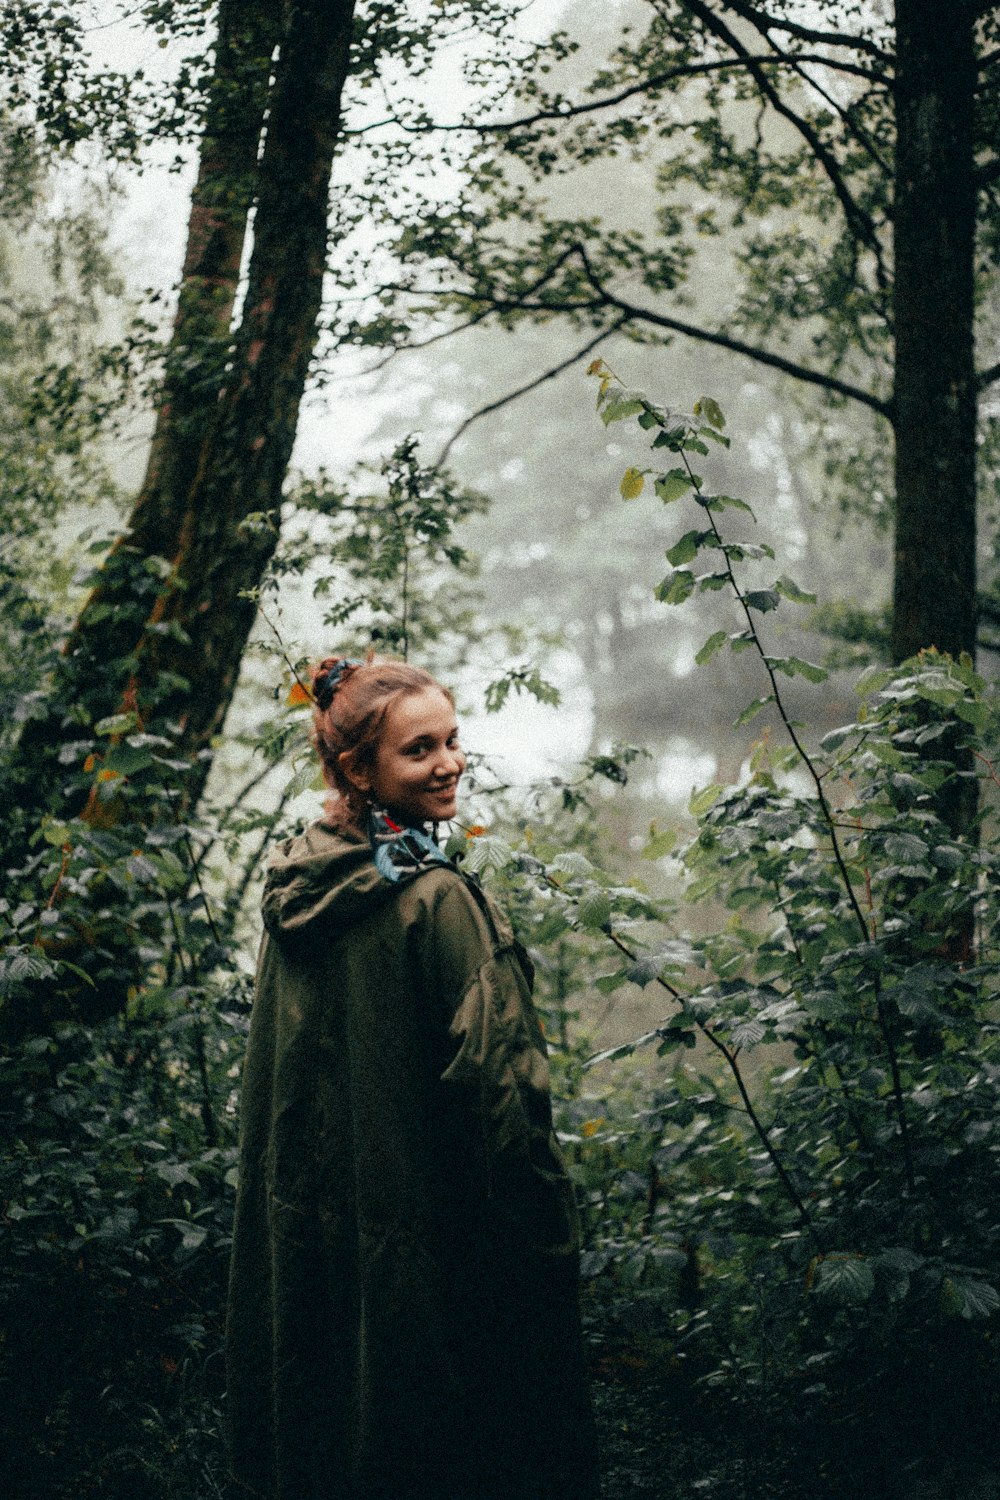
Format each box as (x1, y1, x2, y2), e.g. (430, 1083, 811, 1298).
(311, 655, 453, 830)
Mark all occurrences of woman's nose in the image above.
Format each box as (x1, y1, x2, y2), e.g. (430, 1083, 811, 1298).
(435, 745, 464, 777)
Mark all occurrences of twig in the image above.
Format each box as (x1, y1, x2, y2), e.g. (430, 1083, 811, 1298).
(435, 318, 629, 464)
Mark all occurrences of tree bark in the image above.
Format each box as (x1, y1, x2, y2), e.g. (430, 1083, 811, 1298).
(141, 0, 357, 802)
(891, 0, 979, 665)
(8, 0, 357, 829)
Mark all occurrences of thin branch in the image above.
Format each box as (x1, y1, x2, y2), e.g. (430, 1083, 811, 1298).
(683, 0, 891, 292)
(342, 51, 880, 138)
(596, 923, 823, 1248)
(606, 291, 887, 414)
(706, 0, 893, 62)
(571, 243, 889, 415)
(354, 308, 497, 377)
(774, 50, 892, 177)
(435, 317, 629, 464)
(660, 392, 916, 1195)
(402, 266, 889, 417)
(978, 357, 1000, 391)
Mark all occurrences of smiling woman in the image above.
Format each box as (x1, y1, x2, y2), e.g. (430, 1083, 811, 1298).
(225, 654, 598, 1500)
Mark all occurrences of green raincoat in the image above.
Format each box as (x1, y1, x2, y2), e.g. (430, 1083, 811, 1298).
(225, 820, 598, 1500)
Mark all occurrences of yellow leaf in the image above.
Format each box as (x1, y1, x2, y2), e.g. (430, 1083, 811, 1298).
(586, 358, 605, 377)
(581, 1118, 606, 1138)
(97, 768, 120, 782)
(620, 466, 645, 500)
(465, 824, 488, 839)
(83, 754, 97, 773)
(287, 681, 312, 707)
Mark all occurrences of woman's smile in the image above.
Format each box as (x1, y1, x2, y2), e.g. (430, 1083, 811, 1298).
(360, 686, 466, 826)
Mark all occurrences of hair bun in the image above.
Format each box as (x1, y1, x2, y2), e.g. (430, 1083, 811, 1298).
(312, 656, 359, 711)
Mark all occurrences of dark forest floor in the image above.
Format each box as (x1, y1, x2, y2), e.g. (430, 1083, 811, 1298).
(587, 1317, 1000, 1500)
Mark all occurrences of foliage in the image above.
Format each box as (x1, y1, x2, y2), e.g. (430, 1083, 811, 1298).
(4, 358, 1000, 1497)
(460, 373, 1000, 1488)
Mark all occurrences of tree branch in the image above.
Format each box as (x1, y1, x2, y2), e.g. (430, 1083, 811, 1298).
(341, 51, 880, 138)
(570, 243, 890, 415)
(978, 357, 1000, 391)
(348, 308, 497, 378)
(709, 0, 893, 62)
(767, 44, 893, 177)
(682, 0, 891, 292)
(435, 317, 629, 464)
(399, 261, 890, 418)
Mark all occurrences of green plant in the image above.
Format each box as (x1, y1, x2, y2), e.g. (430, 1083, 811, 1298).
(461, 369, 1000, 1490)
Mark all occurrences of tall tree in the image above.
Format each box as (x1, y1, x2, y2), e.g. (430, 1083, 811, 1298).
(9, 0, 355, 831)
(5, 0, 529, 845)
(353, 0, 999, 667)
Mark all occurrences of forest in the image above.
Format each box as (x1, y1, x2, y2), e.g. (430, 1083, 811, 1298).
(1, 0, 999, 1496)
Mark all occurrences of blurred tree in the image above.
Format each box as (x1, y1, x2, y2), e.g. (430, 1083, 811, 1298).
(355, 0, 998, 668)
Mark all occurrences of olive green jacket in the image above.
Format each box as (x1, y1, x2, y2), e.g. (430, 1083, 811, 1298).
(225, 821, 597, 1500)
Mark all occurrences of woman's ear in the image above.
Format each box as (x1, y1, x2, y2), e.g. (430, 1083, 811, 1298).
(338, 749, 371, 796)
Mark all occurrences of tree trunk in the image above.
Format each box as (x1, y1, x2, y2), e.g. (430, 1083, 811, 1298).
(123, 0, 280, 565)
(891, 0, 978, 665)
(8, 0, 357, 829)
(141, 0, 357, 804)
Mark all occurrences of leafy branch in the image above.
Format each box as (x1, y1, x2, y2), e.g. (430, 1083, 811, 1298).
(588, 360, 918, 1193)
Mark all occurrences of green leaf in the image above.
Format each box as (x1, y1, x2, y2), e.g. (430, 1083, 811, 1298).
(594, 971, 628, 994)
(734, 695, 773, 727)
(642, 826, 678, 859)
(689, 783, 723, 817)
(696, 571, 729, 592)
(620, 466, 645, 500)
(693, 395, 726, 430)
(576, 885, 612, 930)
(813, 1255, 875, 1305)
(766, 656, 828, 683)
(666, 530, 708, 566)
(548, 851, 594, 878)
(125, 854, 159, 884)
(819, 724, 858, 751)
(943, 1276, 1000, 1320)
(601, 394, 645, 426)
(652, 426, 688, 450)
(585, 1039, 638, 1068)
(94, 711, 141, 738)
(40, 818, 72, 847)
(857, 665, 898, 697)
(155, 1163, 198, 1188)
(745, 589, 780, 614)
(731, 1018, 765, 1049)
(775, 574, 817, 606)
(485, 666, 561, 713)
(695, 630, 728, 666)
(730, 631, 756, 653)
(702, 493, 756, 520)
(655, 470, 694, 503)
(656, 1029, 696, 1053)
(655, 570, 695, 605)
(626, 942, 692, 985)
(464, 835, 516, 876)
(882, 832, 929, 863)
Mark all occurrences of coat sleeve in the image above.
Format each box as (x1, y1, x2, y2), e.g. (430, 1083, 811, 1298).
(418, 871, 580, 1257)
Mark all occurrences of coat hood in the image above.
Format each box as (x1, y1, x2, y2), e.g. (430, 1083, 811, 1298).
(261, 820, 390, 939)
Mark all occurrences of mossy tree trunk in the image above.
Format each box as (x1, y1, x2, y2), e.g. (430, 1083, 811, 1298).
(11, 0, 358, 829)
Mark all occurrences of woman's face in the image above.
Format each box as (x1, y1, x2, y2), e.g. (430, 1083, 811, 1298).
(360, 686, 465, 826)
